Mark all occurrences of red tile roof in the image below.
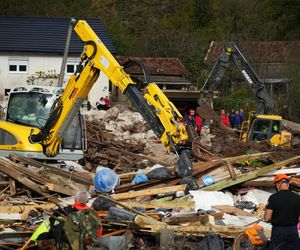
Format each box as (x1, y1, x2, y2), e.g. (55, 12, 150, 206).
(116, 56, 187, 77)
(205, 41, 300, 64)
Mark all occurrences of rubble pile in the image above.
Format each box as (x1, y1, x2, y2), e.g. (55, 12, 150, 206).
(83, 106, 165, 172)
(201, 121, 300, 161)
(84, 106, 156, 145)
(0, 107, 300, 249)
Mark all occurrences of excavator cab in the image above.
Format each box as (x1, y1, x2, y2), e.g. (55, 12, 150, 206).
(0, 86, 86, 160)
(240, 113, 291, 147)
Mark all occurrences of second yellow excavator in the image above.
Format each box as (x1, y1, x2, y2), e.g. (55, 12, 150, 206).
(201, 42, 292, 146)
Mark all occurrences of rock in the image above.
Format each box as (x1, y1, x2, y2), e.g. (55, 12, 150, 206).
(146, 130, 157, 140)
(200, 125, 215, 148)
(103, 107, 120, 121)
(83, 109, 106, 121)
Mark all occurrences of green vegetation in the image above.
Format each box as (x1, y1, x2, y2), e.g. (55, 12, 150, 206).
(1, 0, 300, 119)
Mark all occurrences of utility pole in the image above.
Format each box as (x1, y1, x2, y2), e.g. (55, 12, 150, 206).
(58, 18, 76, 87)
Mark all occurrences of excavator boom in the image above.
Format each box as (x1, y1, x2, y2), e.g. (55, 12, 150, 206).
(29, 20, 188, 159)
(201, 42, 274, 114)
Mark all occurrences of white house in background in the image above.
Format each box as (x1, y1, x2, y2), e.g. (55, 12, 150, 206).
(0, 16, 116, 106)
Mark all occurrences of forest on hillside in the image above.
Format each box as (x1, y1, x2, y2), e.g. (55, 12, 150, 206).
(1, 0, 300, 120)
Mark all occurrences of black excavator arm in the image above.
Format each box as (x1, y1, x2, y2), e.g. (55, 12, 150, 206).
(201, 42, 275, 114)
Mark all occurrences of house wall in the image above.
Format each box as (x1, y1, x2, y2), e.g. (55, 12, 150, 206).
(0, 53, 109, 106)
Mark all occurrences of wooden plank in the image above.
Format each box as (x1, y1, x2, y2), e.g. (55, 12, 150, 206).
(225, 160, 237, 180)
(212, 205, 255, 217)
(44, 183, 77, 196)
(9, 154, 93, 186)
(9, 179, 16, 196)
(116, 180, 161, 192)
(260, 167, 300, 176)
(162, 212, 224, 224)
(224, 152, 272, 162)
(121, 200, 195, 209)
(202, 155, 300, 191)
(0, 158, 60, 204)
(197, 165, 236, 188)
(1, 157, 48, 184)
(134, 215, 162, 228)
(192, 152, 271, 178)
(162, 153, 273, 187)
(148, 224, 246, 235)
(192, 160, 224, 176)
(111, 185, 186, 200)
(243, 176, 273, 187)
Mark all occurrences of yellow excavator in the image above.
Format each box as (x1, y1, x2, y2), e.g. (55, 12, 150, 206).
(0, 20, 192, 175)
(201, 42, 291, 146)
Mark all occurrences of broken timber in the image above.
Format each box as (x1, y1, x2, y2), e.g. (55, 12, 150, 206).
(111, 185, 187, 200)
(0, 158, 60, 204)
(162, 212, 224, 224)
(121, 200, 195, 209)
(147, 224, 246, 236)
(202, 155, 300, 191)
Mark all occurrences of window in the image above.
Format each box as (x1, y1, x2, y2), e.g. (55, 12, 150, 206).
(7, 92, 53, 128)
(5, 89, 11, 96)
(9, 58, 29, 73)
(66, 59, 80, 74)
(251, 119, 271, 141)
(67, 64, 75, 73)
(0, 129, 17, 145)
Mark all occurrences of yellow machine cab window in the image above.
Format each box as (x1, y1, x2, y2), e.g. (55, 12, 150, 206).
(0, 128, 17, 145)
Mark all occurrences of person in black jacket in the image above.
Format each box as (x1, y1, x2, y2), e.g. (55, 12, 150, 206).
(229, 109, 235, 128)
(264, 174, 300, 250)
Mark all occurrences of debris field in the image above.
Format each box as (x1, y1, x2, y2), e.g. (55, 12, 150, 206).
(0, 106, 300, 249)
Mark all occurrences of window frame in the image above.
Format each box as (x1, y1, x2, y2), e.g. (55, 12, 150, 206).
(8, 58, 29, 74)
(66, 59, 80, 75)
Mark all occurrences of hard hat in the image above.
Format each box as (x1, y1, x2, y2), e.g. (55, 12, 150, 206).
(273, 174, 289, 185)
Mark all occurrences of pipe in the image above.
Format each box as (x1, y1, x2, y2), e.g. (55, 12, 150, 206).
(58, 18, 77, 87)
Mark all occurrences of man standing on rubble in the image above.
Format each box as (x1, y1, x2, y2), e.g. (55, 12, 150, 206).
(264, 174, 300, 250)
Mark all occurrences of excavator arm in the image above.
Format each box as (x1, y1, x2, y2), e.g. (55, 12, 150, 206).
(29, 20, 188, 159)
(201, 42, 274, 114)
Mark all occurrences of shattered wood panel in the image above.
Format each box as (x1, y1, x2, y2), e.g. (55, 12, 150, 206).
(0, 158, 60, 203)
(202, 155, 300, 191)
